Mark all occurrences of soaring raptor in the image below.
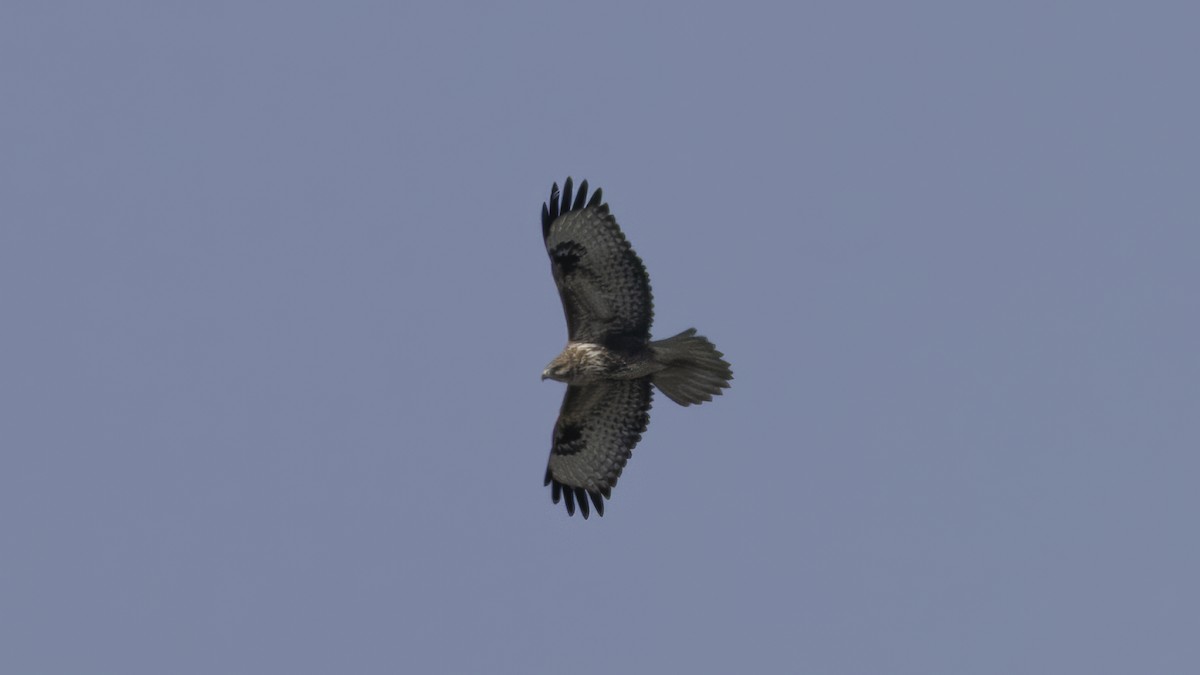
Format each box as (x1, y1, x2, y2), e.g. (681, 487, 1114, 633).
(540, 178, 732, 518)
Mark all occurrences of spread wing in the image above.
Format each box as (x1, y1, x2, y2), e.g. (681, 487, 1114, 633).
(543, 379, 653, 518)
(542, 178, 654, 348)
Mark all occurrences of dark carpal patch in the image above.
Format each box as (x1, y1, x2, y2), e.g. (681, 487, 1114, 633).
(552, 423, 585, 455)
(550, 241, 586, 276)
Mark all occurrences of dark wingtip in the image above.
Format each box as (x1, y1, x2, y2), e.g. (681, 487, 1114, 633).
(544, 178, 606, 240)
(563, 486, 576, 516)
(576, 487, 590, 519)
(573, 180, 588, 211)
(546, 478, 608, 519)
(548, 182, 560, 224)
(561, 177, 574, 219)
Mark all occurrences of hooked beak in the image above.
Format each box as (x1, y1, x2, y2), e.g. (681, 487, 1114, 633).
(541, 371, 550, 381)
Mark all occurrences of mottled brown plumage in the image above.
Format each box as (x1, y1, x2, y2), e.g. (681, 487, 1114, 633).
(540, 178, 732, 518)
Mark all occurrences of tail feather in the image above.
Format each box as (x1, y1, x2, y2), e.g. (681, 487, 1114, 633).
(650, 328, 732, 406)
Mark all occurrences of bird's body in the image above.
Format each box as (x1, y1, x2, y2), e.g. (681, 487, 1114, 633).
(542, 342, 663, 383)
(539, 178, 732, 518)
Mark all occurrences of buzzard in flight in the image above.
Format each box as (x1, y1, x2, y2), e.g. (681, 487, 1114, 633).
(540, 178, 732, 518)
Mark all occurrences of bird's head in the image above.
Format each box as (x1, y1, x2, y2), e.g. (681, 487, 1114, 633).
(541, 356, 571, 382)
(542, 343, 603, 383)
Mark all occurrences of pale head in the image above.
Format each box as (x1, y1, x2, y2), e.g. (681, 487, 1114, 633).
(541, 343, 609, 384)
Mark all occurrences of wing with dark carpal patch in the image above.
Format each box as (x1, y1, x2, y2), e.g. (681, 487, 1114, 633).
(542, 178, 654, 347)
(543, 379, 653, 518)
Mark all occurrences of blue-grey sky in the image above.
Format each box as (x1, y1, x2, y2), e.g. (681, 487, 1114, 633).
(3, 2, 1197, 673)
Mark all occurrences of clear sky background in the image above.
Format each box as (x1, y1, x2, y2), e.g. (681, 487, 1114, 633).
(2, 2, 1197, 673)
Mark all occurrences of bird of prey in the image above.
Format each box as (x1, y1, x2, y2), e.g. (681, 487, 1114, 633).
(540, 177, 732, 518)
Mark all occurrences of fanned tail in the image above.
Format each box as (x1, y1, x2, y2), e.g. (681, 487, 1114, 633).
(650, 329, 732, 406)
